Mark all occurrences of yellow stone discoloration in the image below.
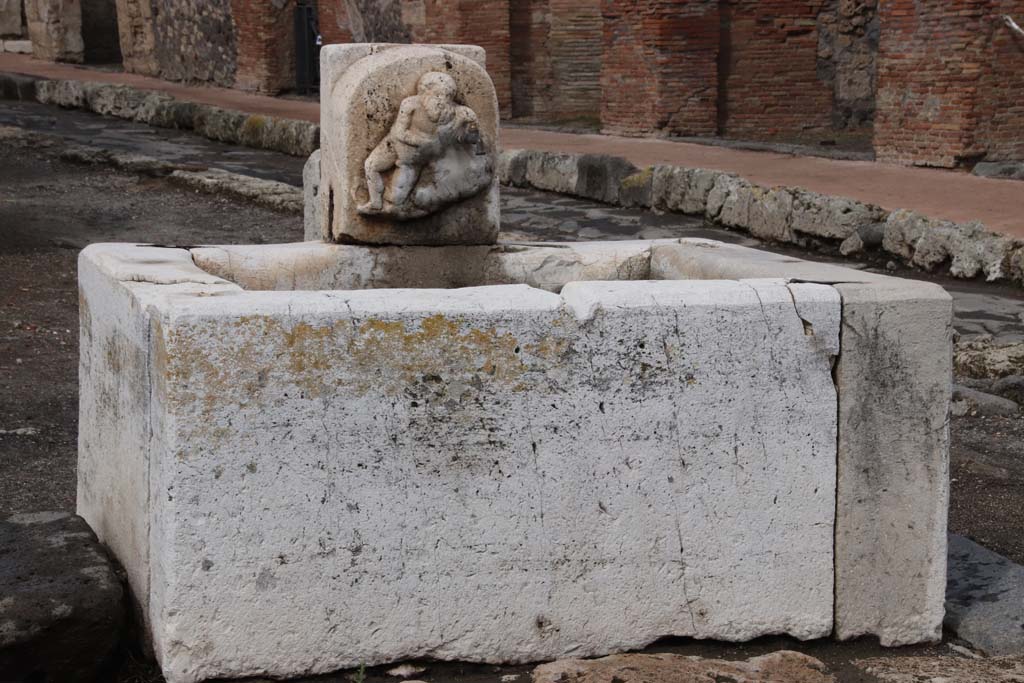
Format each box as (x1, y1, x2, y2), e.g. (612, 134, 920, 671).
(156, 311, 574, 457)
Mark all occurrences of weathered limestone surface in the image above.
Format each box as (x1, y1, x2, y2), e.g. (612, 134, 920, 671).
(192, 240, 659, 293)
(303, 149, 322, 241)
(25, 0, 83, 62)
(80, 242, 840, 683)
(0, 512, 125, 682)
(652, 238, 952, 646)
(832, 280, 951, 646)
(533, 651, 835, 683)
(320, 43, 499, 245)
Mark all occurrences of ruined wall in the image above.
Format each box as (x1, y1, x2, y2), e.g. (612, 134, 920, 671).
(81, 0, 121, 62)
(151, 0, 236, 87)
(316, 0, 511, 115)
(509, 0, 602, 122)
(601, 0, 720, 137)
(115, 0, 297, 93)
(114, 0, 157, 75)
(231, 0, 292, 93)
(816, 0, 878, 131)
(0, 0, 25, 36)
(719, 0, 834, 141)
(975, 0, 1024, 162)
(25, 0, 83, 61)
(874, 0, 1024, 167)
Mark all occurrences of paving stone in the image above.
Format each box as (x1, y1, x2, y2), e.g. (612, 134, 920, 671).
(0, 512, 124, 683)
(946, 534, 1024, 656)
(532, 651, 835, 683)
(951, 385, 1020, 417)
(303, 149, 321, 241)
(992, 375, 1024, 404)
(857, 655, 1024, 682)
(973, 160, 1024, 181)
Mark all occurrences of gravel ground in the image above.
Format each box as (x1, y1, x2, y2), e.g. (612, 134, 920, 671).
(1, 121, 1022, 682)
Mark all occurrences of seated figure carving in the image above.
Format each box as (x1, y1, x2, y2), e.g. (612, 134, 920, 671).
(358, 71, 493, 220)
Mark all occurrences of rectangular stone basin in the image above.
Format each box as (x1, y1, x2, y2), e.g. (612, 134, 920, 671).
(78, 239, 952, 683)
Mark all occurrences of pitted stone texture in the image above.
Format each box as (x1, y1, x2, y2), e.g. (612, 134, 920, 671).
(80, 243, 839, 683)
(303, 150, 322, 241)
(191, 240, 658, 293)
(652, 239, 952, 647)
(319, 43, 499, 245)
(0, 512, 124, 683)
(857, 655, 1024, 683)
(832, 280, 951, 646)
(25, 0, 83, 62)
(532, 651, 835, 683)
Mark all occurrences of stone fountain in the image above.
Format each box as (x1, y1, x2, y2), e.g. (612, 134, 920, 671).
(78, 44, 953, 683)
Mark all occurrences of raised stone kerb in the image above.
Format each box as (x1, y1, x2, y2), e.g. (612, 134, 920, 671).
(80, 239, 841, 683)
(319, 43, 499, 245)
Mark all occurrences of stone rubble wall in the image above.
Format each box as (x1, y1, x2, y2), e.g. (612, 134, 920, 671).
(155, 0, 236, 87)
(497, 147, 1024, 287)
(24, 0, 82, 62)
(19, 76, 320, 156)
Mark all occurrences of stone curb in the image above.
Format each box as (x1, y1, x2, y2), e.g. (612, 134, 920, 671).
(42, 132, 304, 213)
(497, 148, 1024, 288)
(3, 69, 1020, 285)
(0, 71, 319, 157)
(168, 168, 304, 213)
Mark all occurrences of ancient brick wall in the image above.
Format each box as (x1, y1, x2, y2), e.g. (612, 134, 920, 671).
(315, 1, 511, 114)
(875, 0, 1024, 167)
(719, 0, 834, 141)
(975, 0, 1024, 162)
(231, 0, 292, 93)
(509, 0, 602, 122)
(601, 0, 720, 137)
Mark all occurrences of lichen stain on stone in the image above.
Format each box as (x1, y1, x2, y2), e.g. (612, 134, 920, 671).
(347, 314, 558, 394)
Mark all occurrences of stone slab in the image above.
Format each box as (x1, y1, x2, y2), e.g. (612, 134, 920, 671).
(651, 238, 953, 646)
(2, 39, 32, 54)
(857, 655, 1024, 682)
(303, 149, 322, 241)
(533, 651, 835, 683)
(0, 512, 124, 683)
(319, 43, 499, 245)
(946, 534, 1024, 656)
(79, 242, 840, 683)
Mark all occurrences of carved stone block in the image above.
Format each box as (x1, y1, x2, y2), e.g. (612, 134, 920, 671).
(319, 43, 500, 245)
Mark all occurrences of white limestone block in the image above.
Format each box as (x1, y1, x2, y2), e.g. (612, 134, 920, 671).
(3, 40, 32, 54)
(79, 242, 840, 683)
(191, 240, 661, 293)
(651, 238, 953, 646)
(319, 43, 499, 245)
(303, 149, 321, 242)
